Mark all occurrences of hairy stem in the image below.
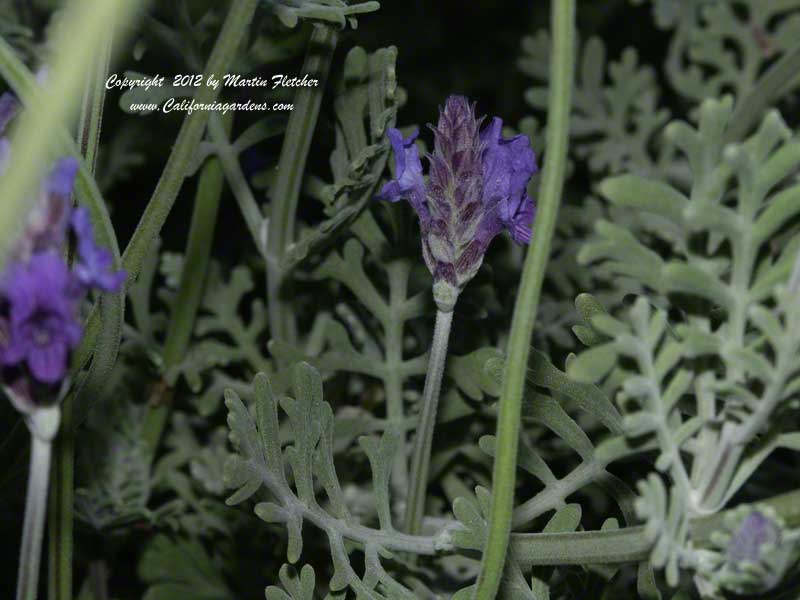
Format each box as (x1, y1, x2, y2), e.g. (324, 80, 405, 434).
(266, 26, 337, 347)
(404, 308, 454, 535)
(74, 0, 257, 431)
(207, 112, 264, 250)
(120, 0, 258, 286)
(141, 114, 230, 462)
(76, 34, 110, 172)
(47, 410, 74, 600)
(88, 561, 109, 600)
(472, 1, 575, 597)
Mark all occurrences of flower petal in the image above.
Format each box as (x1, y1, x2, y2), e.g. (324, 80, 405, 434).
(47, 158, 79, 199)
(377, 128, 428, 223)
(480, 117, 537, 245)
(27, 339, 68, 384)
(70, 207, 126, 292)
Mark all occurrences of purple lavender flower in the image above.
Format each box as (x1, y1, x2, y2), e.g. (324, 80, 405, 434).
(0, 96, 125, 398)
(0, 252, 82, 384)
(377, 128, 428, 224)
(377, 95, 537, 307)
(481, 117, 538, 244)
(726, 511, 781, 565)
(71, 207, 127, 292)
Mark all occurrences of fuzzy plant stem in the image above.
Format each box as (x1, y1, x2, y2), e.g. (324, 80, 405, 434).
(404, 308, 455, 535)
(48, 34, 112, 600)
(472, 1, 575, 598)
(17, 407, 61, 600)
(47, 407, 75, 600)
(140, 114, 231, 463)
(266, 26, 337, 348)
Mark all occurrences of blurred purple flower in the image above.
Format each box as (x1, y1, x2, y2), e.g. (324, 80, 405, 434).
(71, 207, 126, 292)
(727, 511, 781, 565)
(0, 97, 125, 398)
(0, 252, 82, 384)
(377, 95, 537, 301)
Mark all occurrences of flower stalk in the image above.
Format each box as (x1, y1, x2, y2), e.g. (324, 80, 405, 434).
(378, 94, 538, 538)
(140, 113, 231, 463)
(472, 0, 575, 597)
(404, 307, 455, 535)
(267, 25, 337, 348)
(17, 406, 60, 600)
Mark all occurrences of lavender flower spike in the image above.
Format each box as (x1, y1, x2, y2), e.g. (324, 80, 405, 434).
(377, 95, 538, 311)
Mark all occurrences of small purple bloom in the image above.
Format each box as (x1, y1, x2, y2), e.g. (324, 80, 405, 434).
(0, 101, 124, 402)
(1, 252, 82, 384)
(46, 157, 79, 199)
(378, 128, 428, 224)
(377, 95, 538, 306)
(727, 511, 781, 565)
(480, 117, 537, 244)
(71, 207, 126, 292)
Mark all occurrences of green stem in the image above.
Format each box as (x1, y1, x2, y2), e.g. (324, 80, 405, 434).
(267, 26, 337, 347)
(472, 1, 575, 597)
(74, 0, 257, 429)
(76, 34, 110, 172)
(47, 410, 74, 600)
(207, 113, 264, 249)
(140, 114, 230, 462)
(17, 407, 60, 600)
(88, 561, 109, 600)
(120, 0, 258, 286)
(509, 487, 800, 567)
(404, 308, 454, 535)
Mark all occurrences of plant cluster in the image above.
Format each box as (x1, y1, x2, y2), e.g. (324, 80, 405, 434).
(1, 1, 800, 599)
